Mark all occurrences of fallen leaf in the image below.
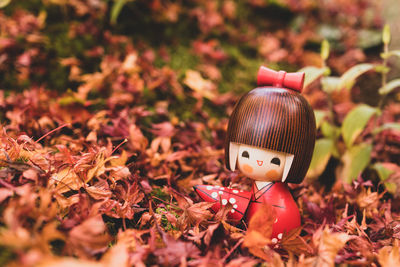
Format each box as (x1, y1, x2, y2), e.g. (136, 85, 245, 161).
(377, 239, 400, 267)
(243, 203, 275, 261)
(68, 215, 113, 258)
(184, 70, 217, 100)
(311, 227, 351, 267)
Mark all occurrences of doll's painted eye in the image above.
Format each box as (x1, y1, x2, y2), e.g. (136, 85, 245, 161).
(271, 157, 281, 166)
(241, 151, 250, 158)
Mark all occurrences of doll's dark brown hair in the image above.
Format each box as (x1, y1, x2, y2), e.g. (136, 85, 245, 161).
(225, 68, 316, 184)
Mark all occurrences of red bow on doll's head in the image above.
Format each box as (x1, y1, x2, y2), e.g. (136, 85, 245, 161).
(257, 66, 305, 93)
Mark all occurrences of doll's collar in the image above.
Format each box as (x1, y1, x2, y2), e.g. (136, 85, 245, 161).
(255, 181, 273, 190)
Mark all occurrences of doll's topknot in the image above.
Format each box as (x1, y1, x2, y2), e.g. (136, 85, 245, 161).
(257, 66, 305, 93)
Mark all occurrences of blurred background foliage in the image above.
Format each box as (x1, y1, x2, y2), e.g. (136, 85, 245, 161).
(0, 0, 386, 92)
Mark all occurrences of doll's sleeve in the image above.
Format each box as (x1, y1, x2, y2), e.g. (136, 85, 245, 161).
(193, 185, 252, 222)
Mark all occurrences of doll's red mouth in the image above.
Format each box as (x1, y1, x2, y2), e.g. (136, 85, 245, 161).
(257, 160, 263, 166)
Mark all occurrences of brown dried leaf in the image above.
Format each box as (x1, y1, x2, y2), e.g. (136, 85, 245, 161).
(155, 231, 200, 266)
(183, 69, 217, 100)
(129, 124, 148, 152)
(38, 257, 102, 267)
(101, 242, 129, 267)
(86, 181, 112, 200)
(311, 227, 351, 267)
(180, 202, 214, 229)
(0, 188, 13, 203)
(68, 215, 113, 258)
(280, 227, 311, 256)
(50, 167, 84, 194)
(377, 239, 400, 267)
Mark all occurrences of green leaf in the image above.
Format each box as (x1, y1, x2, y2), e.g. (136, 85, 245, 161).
(338, 63, 374, 90)
(372, 163, 394, 181)
(372, 122, 400, 134)
(320, 39, 330, 61)
(391, 50, 400, 57)
(321, 76, 340, 94)
(58, 95, 85, 106)
(111, 0, 128, 25)
(314, 110, 327, 129)
(383, 24, 391, 45)
(357, 29, 382, 49)
(0, 0, 10, 8)
(341, 143, 372, 183)
(383, 50, 400, 59)
(372, 163, 397, 194)
(384, 182, 397, 195)
(341, 104, 377, 148)
(379, 79, 400, 95)
(321, 121, 340, 139)
(331, 143, 340, 159)
(307, 138, 334, 179)
(374, 64, 390, 74)
(298, 66, 326, 89)
(317, 24, 342, 41)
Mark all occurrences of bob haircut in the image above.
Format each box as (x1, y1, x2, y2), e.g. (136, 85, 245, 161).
(225, 86, 316, 184)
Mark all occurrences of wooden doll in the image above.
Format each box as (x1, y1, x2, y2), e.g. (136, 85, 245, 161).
(194, 66, 316, 244)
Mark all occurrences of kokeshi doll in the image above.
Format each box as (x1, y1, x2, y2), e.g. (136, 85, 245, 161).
(194, 66, 316, 243)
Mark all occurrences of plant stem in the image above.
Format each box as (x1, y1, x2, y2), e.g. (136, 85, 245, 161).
(372, 42, 390, 142)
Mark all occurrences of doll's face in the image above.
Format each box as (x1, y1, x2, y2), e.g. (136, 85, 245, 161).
(237, 144, 287, 182)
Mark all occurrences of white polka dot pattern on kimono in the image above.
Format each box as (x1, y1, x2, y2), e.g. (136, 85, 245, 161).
(233, 190, 239, 194)
(218, 191, 223, 195)
(233, 204, 238, 209)
(206, 186, 213, 190)
(230, 209, 235, 213)
(211, 192, 218, 198)
(221, 199, 228, 205)
(271, 238, 278, 244)
(278, 233, 283, 239)
(229, 198, 236, 204)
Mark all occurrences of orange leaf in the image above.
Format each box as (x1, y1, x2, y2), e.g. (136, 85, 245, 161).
(183, 70, 217, 100)
(378, 239, 400, 267)
(68, 215, 113, 259)
(280, 227, 311, 256)
(50, 167, 84, 194)
(312, 226, 351, 267)
(243, 203, 275, 260)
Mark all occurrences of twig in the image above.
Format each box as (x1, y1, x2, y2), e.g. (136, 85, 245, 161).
(221, 238, 244, 263)
(35, 123, 70, 144)
(111, 138, 128, 154)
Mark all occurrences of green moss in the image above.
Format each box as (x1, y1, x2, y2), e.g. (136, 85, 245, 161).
(155, 207, 178, 232)
(218, 45, 264, 94)
(2, 0, 43, 15)
(151, 187, 170, 201)
(0, 246, 15, 267)
(113, 1, 199, 47)
(168, 46, 199, 77)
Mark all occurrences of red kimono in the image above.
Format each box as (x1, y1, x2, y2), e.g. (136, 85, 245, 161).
(194, 182, 300, 242)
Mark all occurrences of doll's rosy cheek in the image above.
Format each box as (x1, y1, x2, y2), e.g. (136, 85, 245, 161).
(265, 170, 279, 180)
(242, 164, 253, 173)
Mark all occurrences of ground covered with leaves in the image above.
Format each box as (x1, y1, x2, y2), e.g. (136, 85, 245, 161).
(0, 0, 400, 266)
